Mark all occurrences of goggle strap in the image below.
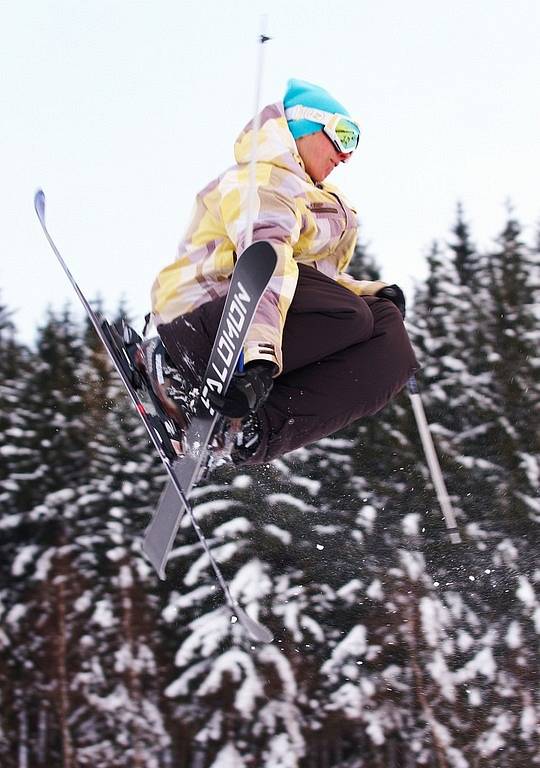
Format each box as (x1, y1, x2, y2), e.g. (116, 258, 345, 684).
(285, 105, 345, 125)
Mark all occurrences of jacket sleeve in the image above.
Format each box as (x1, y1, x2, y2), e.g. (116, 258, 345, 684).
(219, 165, 302, 375)
(336, 272, 387, 296)
(333, 225, 387, 296)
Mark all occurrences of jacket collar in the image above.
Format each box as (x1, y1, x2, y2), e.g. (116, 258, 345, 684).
(234, 101, 312, 181)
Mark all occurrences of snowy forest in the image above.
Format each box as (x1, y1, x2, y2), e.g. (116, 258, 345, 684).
(1, 207, 539, 768)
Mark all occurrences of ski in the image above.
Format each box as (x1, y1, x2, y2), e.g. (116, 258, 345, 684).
(34, 189, 275, 644)
(143, 245, 277, 578)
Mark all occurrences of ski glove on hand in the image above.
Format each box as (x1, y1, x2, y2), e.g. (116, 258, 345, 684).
(375, 284, 406, 319)
(208, 361, 275, 418)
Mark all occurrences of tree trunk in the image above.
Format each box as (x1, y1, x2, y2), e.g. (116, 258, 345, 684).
(54, 575, 75, 768)
(405, 601, 448, 768)
(37, 706, 48, 766)
(119, 564, 145, 768)
(17, 701, 28, 768)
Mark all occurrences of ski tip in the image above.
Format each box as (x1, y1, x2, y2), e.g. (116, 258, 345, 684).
(233, 605, 274, 644)
(34, 189, 46, 221)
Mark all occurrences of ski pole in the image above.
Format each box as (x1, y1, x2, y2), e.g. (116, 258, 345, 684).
(244, 16, 271, 249)
(407, 375, 461, 543)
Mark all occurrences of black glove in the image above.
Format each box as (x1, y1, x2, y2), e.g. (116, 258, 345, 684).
(375, 284, 406, 319)
(208, 361, 275, 418)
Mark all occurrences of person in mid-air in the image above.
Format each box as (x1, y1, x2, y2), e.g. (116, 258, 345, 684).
(144, 78, 418, 464)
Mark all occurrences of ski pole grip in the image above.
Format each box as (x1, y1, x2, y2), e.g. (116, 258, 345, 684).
(406, 375, 419, 395)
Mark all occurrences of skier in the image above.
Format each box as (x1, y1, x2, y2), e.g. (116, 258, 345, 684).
(143, 79, 418, 465)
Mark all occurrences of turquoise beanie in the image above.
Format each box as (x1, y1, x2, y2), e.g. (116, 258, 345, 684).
(283, 78, 350, 140)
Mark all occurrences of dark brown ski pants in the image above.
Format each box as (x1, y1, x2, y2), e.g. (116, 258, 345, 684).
(158, 264, 418, 464)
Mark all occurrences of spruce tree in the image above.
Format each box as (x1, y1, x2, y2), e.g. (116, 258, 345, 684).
(482, 213, 540, 533)
(0, 308, 90, 766)
(69, 314, 172, 767)
(0, 298, 37, 767)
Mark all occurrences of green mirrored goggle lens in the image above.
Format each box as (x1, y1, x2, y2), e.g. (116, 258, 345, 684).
(335, 118, 360, 152)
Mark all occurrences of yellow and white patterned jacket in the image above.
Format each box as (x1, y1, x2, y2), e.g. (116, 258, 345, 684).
(151, 101, 385, 374)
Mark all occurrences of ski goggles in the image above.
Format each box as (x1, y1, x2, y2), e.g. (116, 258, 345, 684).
(285, 105, 361, 153)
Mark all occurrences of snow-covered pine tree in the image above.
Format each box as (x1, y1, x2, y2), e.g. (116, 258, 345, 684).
(469, 213, 540, 764)
(0, 297, 33, 532)
(1, 305, 176, 767)
(159, 463, 313, 767)
(482, 212, 540, 534)
(65, 312, 172, 768)
(0, 297, 39, 767)
(451, 202, 479, 289)
(0, 308, 91, 767)
(384, 211, 540, 766)
(444, 207, 499, 507)
(0, 298, 31, 507)
(405, 232, 503, 542)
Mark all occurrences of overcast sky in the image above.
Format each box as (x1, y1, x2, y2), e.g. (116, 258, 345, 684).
(2, 0, 539, 343)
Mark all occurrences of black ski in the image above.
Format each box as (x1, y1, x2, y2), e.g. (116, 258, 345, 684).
(34, 189, 275, 643)
(143, 245, 277, 578)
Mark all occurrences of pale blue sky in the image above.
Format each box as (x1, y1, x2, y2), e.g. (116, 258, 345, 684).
(2, 0, 539, 342)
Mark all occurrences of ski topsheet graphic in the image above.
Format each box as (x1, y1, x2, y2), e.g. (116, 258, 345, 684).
(143, 244, 277, 577)
(34, 189, 275, 644)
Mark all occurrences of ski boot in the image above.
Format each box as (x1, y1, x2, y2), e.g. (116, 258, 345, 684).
(134, 338, 190, 429)
(102, 320, 187, 460)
